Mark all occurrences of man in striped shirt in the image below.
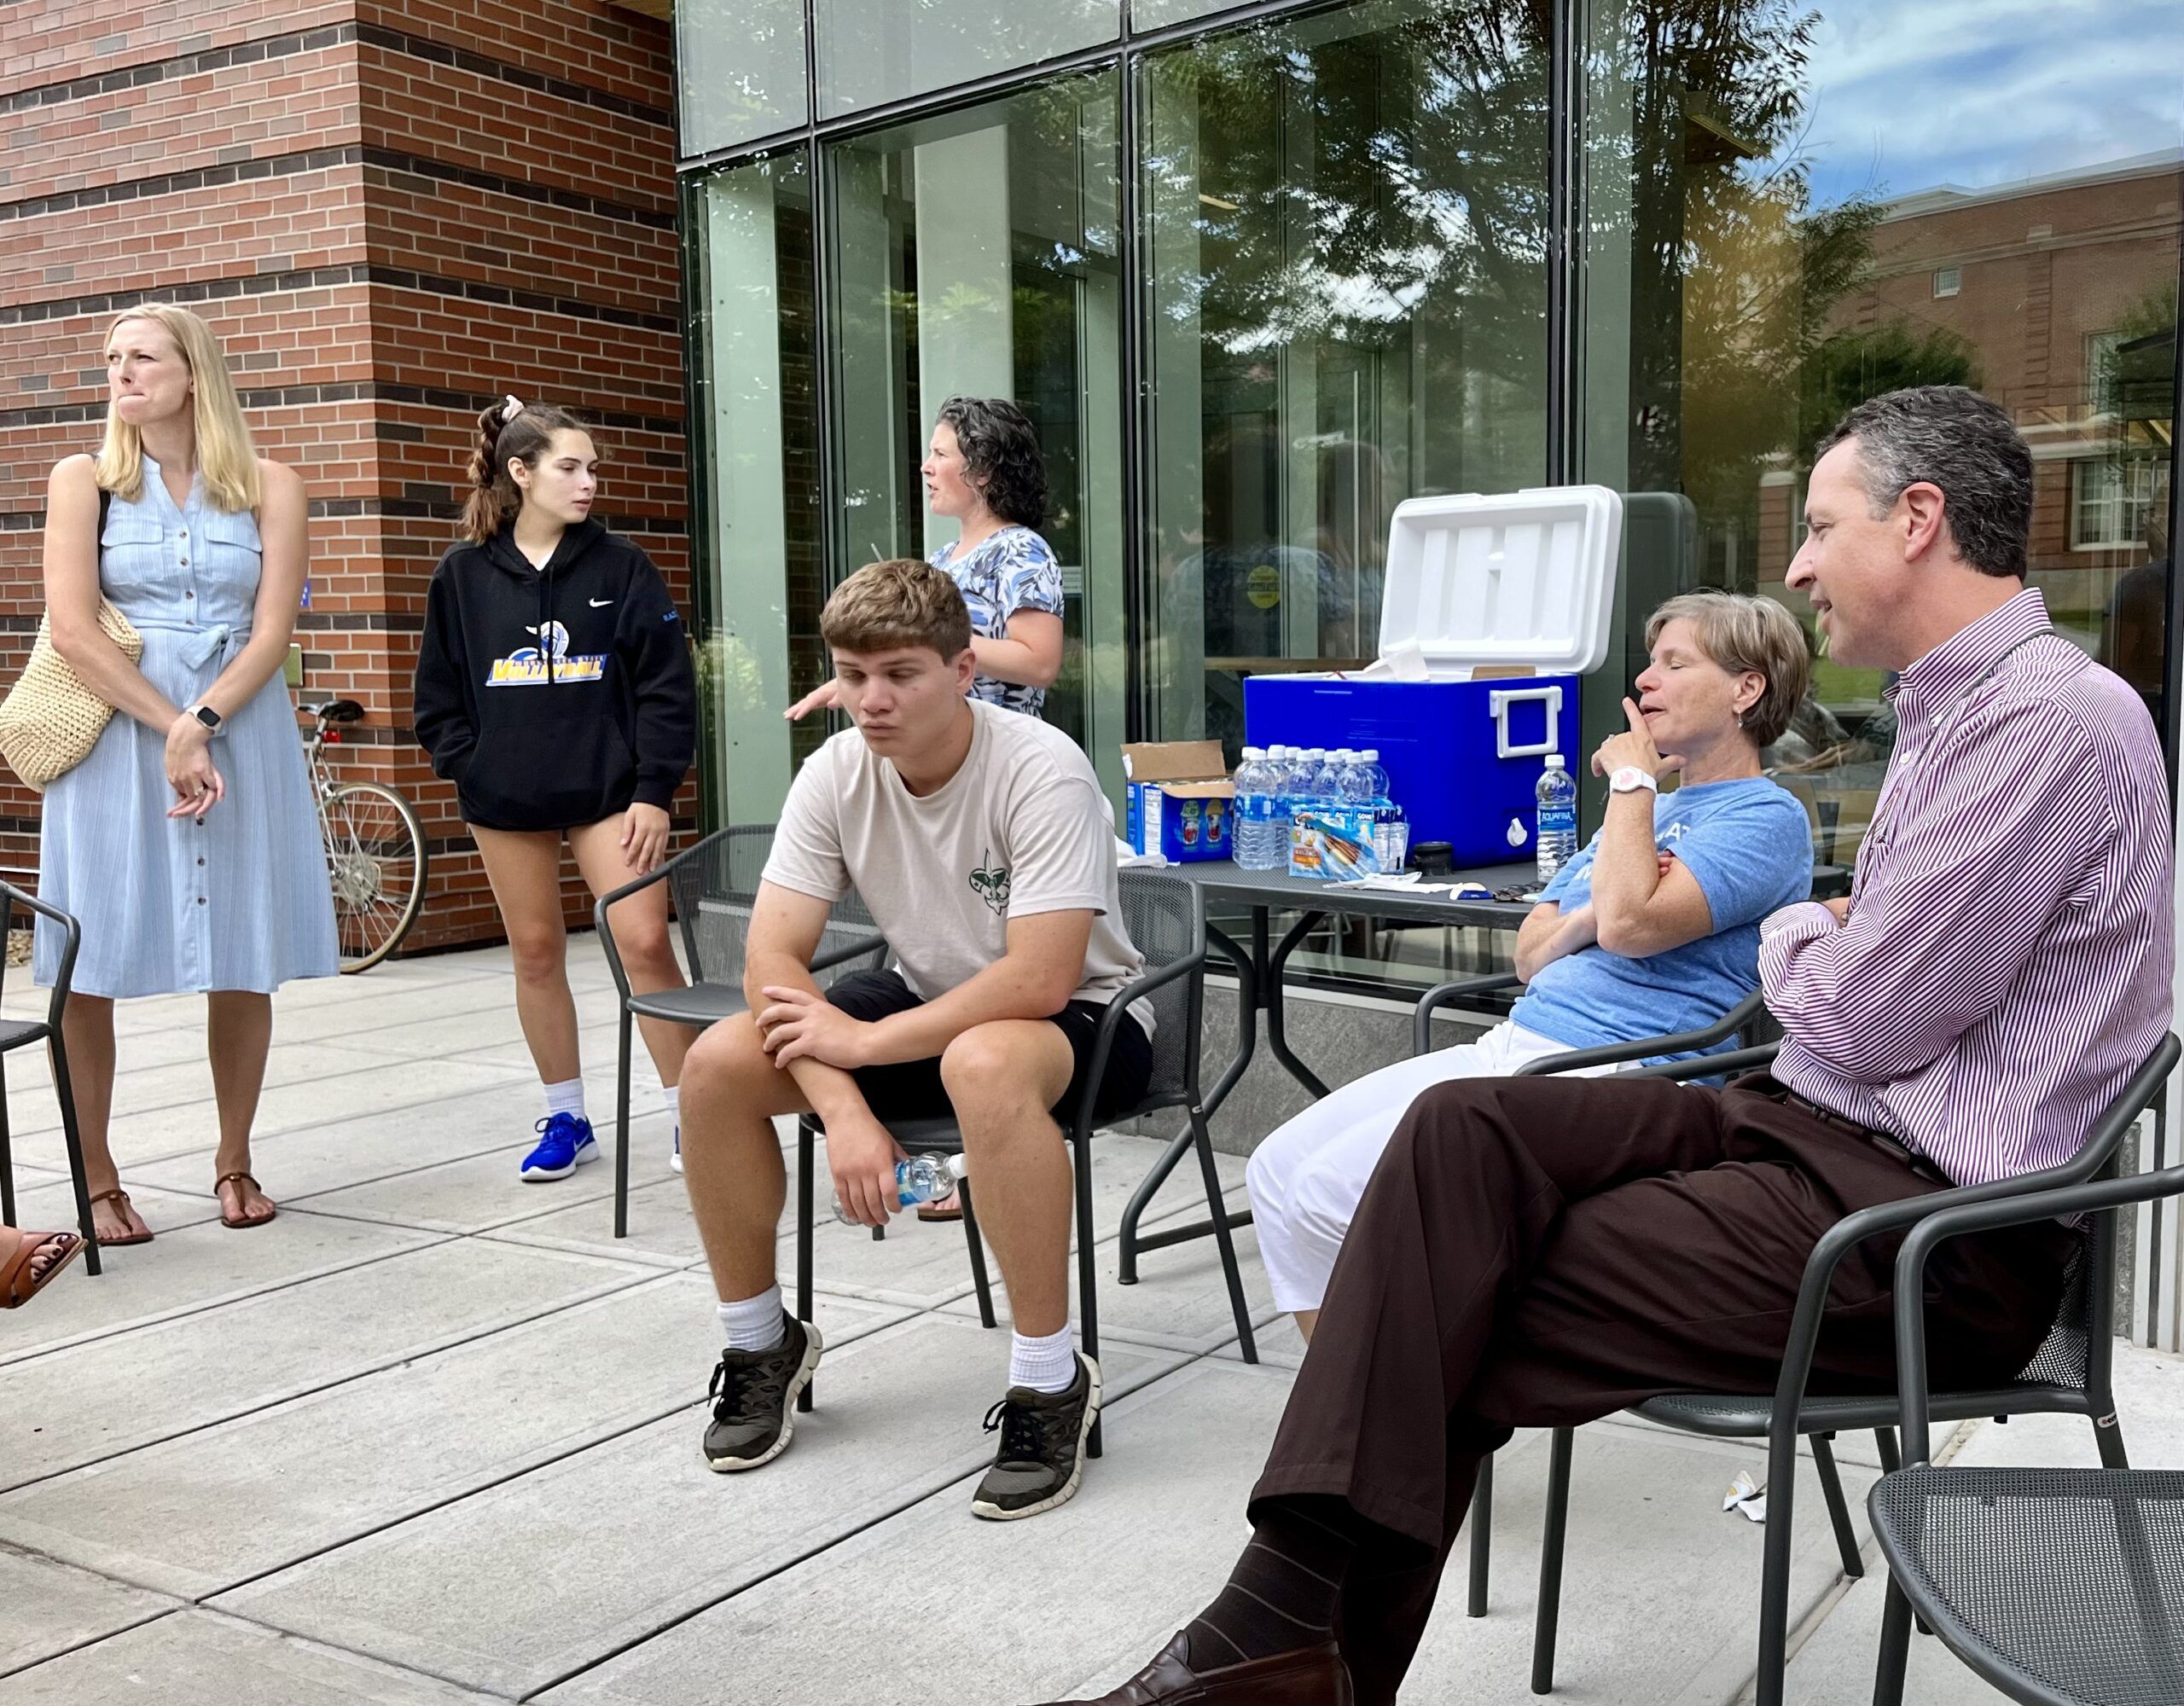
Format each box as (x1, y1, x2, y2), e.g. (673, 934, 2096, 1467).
(1046, 386, 2174, 1706)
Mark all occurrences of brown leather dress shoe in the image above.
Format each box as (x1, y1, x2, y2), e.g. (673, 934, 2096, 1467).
(1034, 1631, 1352, 1704)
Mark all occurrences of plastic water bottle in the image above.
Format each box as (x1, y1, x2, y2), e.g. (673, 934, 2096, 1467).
(1306, 748, 1341, 807)
(1351, 748, 1391, 805)
(1287, 748, 1325, 875)
(1351, 748, 1408, 872)
(832, 1152, 968, 1225)
(1334, 749, 1369, 807)
(1536, 754, 1579, 884)
(1259, 746, 1292, 864)
(1234, 746, 1282, 871)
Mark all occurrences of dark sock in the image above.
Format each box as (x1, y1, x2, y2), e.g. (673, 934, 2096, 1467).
(1182, 1499, 1358, 1669)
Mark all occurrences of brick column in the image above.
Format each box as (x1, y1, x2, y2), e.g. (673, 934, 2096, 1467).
(0, 0, 689, 955)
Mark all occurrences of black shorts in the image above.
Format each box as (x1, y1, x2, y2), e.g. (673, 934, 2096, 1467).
(822, 971, 1153, 1127)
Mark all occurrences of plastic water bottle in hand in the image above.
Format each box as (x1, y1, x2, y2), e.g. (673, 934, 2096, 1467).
(1535, 754, 1579, 884)
(832, 1152, 969, 1225)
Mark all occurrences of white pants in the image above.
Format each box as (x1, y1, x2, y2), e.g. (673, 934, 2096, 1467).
(1246, 1019, 1631, 1314)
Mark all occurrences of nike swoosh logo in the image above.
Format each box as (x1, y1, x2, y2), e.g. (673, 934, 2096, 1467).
(589, 597, 613, 607)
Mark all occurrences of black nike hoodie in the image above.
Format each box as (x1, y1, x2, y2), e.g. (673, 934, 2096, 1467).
(413, 519, 696, 832)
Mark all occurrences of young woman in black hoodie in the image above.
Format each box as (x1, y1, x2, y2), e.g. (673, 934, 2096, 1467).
(414, 398, 697, 1182)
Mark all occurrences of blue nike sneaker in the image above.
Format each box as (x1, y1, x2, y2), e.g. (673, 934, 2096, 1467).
(520, 1112, 597, 1181)
(670, 1124, 682, 1175)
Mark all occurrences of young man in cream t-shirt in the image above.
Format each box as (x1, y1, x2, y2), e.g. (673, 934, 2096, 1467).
(677, 558, 1149, 1522)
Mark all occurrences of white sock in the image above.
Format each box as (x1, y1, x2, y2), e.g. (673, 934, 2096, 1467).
(543, 1077, 587, 1123)
(662, 1084, 680, 1125)
(1008, 1325, 1078, 1395)
(718, 1285, 786, 1353)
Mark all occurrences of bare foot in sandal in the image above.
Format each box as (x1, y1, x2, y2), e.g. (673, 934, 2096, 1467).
(2, 1227, 85, 1305)
(89, 1187, 154, 1246)
(215, 1171, 277, 1229)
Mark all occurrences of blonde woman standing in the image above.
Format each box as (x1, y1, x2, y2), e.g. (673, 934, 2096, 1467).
(35, 305, 335, 1244)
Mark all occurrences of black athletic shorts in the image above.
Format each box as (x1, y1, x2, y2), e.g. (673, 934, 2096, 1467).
(822, 970, 1153, 1126)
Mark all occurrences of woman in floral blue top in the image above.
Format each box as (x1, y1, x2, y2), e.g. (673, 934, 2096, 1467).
(789, 396, 1064, 721)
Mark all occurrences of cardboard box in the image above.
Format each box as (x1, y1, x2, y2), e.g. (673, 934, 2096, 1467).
(1120, 740, 1234, 863)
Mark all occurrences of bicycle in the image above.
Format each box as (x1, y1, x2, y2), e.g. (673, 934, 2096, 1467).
(302, 699, 429, 972)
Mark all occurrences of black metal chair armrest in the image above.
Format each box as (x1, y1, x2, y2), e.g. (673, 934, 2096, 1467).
(1624, 1042, 1782, 1082)
(810, 932, 887, 975)
(1515, 989, 1770, 1077)
(1764, 1035, 2178, 1486)
(1412, 972, 1524, 1055)
(2, 881, 78, 1030)
(1888, 1036, 2182, 1457)
(594, 827, 734, 1000)
(1071, 943, 1205, 1142)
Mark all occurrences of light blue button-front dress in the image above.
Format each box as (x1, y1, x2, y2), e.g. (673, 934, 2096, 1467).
(35, 456, 339, 997)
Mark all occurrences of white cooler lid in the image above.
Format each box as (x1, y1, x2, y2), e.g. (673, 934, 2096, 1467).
(1377, 485, 1623, 676)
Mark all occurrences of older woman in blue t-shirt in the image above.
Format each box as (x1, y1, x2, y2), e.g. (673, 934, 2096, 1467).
(1248, 590, 1816, 1338)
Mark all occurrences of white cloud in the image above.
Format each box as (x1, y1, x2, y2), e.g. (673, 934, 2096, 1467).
(1781, 0, 2183, 206)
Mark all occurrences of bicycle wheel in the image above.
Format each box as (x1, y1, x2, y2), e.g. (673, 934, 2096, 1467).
(321, 781, 429, 972)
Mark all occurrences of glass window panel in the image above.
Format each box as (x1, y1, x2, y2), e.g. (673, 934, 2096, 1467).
(1137, 0, 1550, 990)
(822, 73, 1129, 801)
(1583, 0, 2182, 869)
(813, 0, 1119, 119)
(688, 150, 825, 827)
(1130, 0, 1256, 29)
(677, 0, 807, 156)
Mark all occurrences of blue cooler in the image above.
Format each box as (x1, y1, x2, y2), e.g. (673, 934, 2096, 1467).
(1244, 486, 1622, 871)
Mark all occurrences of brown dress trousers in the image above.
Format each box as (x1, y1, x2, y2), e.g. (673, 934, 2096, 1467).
(1246, 1071, 2076, 1704)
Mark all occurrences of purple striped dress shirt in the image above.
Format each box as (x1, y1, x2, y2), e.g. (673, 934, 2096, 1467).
(1761, 589, 2174, 1187)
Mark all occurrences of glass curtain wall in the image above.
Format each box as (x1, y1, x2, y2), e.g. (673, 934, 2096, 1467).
(1582, 0, 2184, 867)
(1136, 0, 1552, 759)
(679, 0, 2180, 980)
(812, 0, 1119, 117)
(676, 0, 806, 154)
(685, 150, 825, 828)
(825, 73, 1128, 792)
(1136, 0, 1551, 989)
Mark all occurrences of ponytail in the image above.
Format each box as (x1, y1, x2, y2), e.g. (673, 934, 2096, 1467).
(459, 395, 587, 543)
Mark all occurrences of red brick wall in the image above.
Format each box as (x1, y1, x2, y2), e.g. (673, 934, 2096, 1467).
(0, 0, 689, 955)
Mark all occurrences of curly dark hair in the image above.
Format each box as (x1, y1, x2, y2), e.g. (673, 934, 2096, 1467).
(936, 396, 1048, 531)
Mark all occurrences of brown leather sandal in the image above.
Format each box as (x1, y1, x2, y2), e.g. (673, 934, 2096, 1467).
(90, 1187, 153, 1246)
(215, 1171, 276, 1230)
(1, 1227, 84, 1306)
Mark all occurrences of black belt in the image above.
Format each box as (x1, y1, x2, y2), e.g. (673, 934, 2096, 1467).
(1777, 1089, 1949, 1185)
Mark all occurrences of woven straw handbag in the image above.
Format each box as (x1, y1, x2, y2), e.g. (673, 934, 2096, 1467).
(0, 600, 143, 791)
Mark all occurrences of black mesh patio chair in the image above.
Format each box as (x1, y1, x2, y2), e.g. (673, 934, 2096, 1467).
(1869, 1033, 2182, 1706)
(0, 883, 100, 1275)
(1511, 1035, 2178, 1706)
(1409, 972, 1770, 1623)
(595, 824, 885, 1239)
(793, 868, 1258, 1456)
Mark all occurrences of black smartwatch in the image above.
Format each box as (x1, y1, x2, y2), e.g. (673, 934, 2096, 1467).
(184, 702, 223, 733)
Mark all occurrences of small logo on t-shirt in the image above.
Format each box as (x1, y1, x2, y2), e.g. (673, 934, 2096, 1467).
(969, 850, 1011, 916)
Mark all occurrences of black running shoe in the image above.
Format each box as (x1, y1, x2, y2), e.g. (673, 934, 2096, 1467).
(970, 1352, 1101, 1521)
(703, 1313, 822, 1472)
